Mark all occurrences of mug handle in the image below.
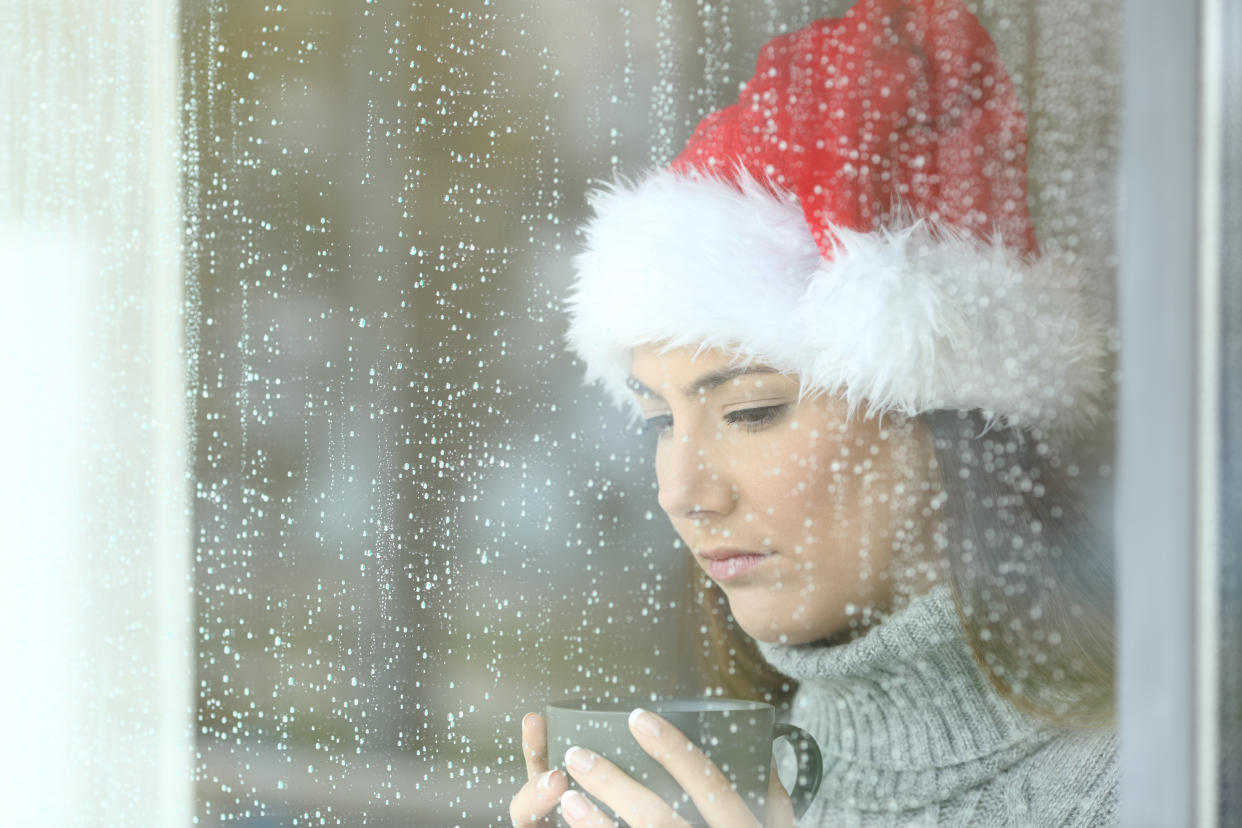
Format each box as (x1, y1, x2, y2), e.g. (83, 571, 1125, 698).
(771, 722, 823, 819)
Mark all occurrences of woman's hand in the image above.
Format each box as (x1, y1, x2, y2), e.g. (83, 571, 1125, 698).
(558, 708, 796, 828)
(510, 711, 570, 826)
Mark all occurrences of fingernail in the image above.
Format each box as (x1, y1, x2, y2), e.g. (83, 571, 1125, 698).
(561, 789, 590, 820)
(522, 712, 537, 728)
(538, 769, 560, 791)
(629, 708, 661, 737)
(565, 745, 596, 773)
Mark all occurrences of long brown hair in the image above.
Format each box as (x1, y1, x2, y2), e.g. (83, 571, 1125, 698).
(678, 407, 1116, 728)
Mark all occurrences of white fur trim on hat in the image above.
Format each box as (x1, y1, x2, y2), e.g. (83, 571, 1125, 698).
(563, 167, 1111, 440)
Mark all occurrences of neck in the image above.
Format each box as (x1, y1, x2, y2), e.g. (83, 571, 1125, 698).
(755, 583, 1054, 810)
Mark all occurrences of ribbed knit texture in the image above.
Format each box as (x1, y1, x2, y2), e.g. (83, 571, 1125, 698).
(756, 583, 1117, 826)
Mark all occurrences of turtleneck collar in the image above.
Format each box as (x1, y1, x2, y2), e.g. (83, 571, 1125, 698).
(755, 583, 1056, 812)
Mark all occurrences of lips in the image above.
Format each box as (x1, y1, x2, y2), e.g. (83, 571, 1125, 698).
(698, 548, 776, 582)
(701, 551, 774, 581)
(698, 548, 772, 561)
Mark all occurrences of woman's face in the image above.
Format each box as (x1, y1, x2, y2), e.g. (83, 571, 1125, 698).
(629, 343, 942, 645)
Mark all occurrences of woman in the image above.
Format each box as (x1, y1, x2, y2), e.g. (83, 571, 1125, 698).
(510, 0, 1117, 824)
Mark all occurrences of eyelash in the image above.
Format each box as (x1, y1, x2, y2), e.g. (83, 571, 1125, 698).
(641, 404, 788, 437)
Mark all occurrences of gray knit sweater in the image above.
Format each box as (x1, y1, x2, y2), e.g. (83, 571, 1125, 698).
(755, 583, 1118, 826)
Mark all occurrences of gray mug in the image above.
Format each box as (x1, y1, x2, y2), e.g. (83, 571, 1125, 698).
(546, 696, 822, 826)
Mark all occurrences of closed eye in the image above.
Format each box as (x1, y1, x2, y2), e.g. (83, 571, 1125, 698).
(640, 404, 788, 438)
(725, 404, 787, 431)
(640, 413, 673, 437)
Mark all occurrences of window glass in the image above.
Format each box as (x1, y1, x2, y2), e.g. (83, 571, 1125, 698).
(184, 1, 1124, 824)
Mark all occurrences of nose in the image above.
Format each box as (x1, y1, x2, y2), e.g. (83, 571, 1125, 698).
(655, 431, 736, 519)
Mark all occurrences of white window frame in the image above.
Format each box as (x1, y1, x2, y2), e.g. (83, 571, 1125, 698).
(1116, 0, 1227, 825)
(0, 1, 191, 825)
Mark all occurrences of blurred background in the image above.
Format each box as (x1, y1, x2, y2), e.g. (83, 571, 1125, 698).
(181, 1, 1124, 824)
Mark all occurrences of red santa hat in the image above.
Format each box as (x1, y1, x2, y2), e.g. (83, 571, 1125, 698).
(563, 0, 1111, 440)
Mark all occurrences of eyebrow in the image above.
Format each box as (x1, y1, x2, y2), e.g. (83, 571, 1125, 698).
(626, 364, 781, 401)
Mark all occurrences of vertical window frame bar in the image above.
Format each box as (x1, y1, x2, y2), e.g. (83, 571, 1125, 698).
(1116, 0, 1207, 825)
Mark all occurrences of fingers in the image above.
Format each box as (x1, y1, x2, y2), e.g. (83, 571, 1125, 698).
(625, 709, 760, 828)
(509, 712, 568, 826)
(558, 789, 622, 827)
(509, 768, 569, 826)
(560, 746, 683, 827)
(763, 753, 795, 828)
(522, 712, 549, 780)
(551, 709, 780, 828)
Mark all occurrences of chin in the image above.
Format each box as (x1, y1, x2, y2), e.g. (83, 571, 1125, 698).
(739, 616, 835, 647)
(731, 603, 855, 646)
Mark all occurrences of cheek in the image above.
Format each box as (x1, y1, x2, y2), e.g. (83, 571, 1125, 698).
(745, 436, 847, 534)
(759, 439, 904, 567)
